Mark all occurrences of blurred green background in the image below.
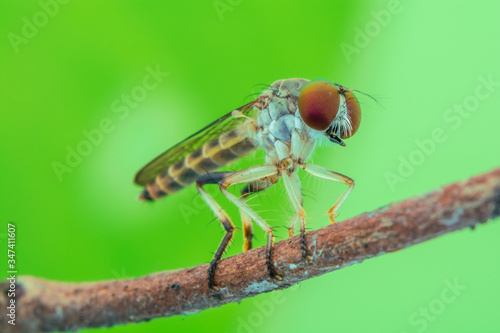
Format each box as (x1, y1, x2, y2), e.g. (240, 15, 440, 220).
(1, 0, 500, 332)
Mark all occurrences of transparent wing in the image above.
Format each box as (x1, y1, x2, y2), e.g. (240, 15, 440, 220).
(134, 100, 258, 186)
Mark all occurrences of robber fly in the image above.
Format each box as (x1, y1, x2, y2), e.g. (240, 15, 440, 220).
(134, 78, 361, 290)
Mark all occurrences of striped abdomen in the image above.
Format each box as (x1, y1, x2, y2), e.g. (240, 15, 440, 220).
(140, 128, 258, 201)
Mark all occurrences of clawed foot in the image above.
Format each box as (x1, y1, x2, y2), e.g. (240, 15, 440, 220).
(328, 210, 339, 224)
(208, 260, 221, 292)
(266, 245, 282, 281)
(300, 229, 313, 263)
(269, 269, 283, 281)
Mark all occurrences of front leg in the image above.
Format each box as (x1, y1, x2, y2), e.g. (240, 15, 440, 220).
(300, 163, 354, 223)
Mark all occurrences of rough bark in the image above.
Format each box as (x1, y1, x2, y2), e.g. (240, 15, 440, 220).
(1, 167, 500, 333)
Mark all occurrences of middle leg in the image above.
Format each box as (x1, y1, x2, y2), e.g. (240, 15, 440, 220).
(239, 174, 280, 252)
(219, 165, 283, 280)
(280, 162, 310, 261)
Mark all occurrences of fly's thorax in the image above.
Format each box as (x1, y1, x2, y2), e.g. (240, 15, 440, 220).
(253, 78, 320, 163)
(255, 95, 297, 156)
(269, 78, 310, 98)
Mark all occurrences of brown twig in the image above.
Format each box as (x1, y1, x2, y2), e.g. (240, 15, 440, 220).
(1, 167, 500, 333)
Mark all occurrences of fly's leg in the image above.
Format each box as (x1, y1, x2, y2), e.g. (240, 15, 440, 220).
(196, 172, 236, 291)
(240, 175, 280, 252)
(219, 165, 283, 280)
(300, 163, 354, 223)
(239, 203, 253, 253)
(282, 173, 308, 260)
(280, 159, 310, 261)
(288, 215, 298, 238)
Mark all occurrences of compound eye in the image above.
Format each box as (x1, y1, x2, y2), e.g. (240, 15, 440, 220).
(298, 79, 340, 131)
(342, 91, 361, 139)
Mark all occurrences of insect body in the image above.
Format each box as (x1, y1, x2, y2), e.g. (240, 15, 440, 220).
(135, 78, 361, 290)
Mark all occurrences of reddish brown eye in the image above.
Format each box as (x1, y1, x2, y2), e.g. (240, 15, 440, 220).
(298, 79, 340, 131)
(342, 91, 361, 139)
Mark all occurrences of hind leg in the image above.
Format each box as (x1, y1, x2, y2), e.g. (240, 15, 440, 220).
(196, 172, 236, 291)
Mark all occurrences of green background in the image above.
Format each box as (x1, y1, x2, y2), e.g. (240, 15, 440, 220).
(1, 0, 500, 332)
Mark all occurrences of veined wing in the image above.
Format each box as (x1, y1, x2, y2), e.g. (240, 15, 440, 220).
(134, 99, 258, 186)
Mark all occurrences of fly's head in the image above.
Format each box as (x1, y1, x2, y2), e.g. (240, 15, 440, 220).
(297, 79, 361, 146)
